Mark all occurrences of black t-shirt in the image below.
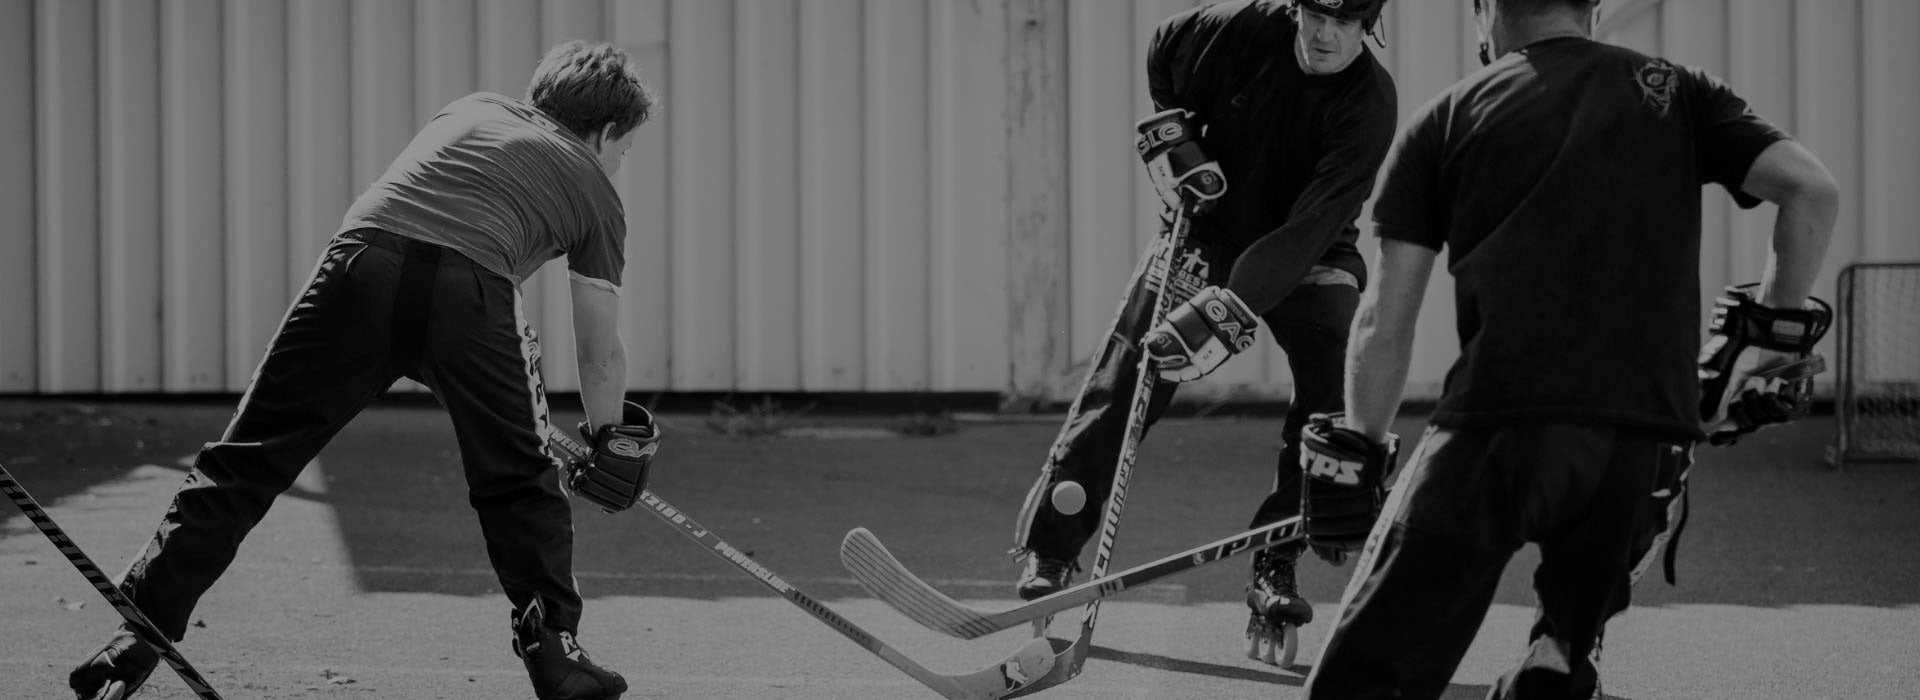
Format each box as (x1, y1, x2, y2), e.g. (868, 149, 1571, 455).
(1147, 0, 1398, 313)
(1372, 38, 1787, 438)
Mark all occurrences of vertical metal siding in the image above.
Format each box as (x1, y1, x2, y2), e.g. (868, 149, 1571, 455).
(1863, 1, 1920, 263)
(928, 0, 1012, 391)
(1064, 0, 1149, 388)
(610, 0, 672, 390)
(667, 0, 734, 390)
(798, 0, 866, 391)
(99, 0, 162, 392)
(160, 0, 226, 391)
(36, 0, 101, 392)
(865, 0, 933, 389)
(1796, 0, 1866, 378)
(226, 0, 291, 389)
(1003, 0, 1071, 403)
(416, 1, 478, 129)
(734, 0, 800, 391)
(0, 1, 34, 392)
(4, 0, 1916, 399)
(287, 0, 353, 295)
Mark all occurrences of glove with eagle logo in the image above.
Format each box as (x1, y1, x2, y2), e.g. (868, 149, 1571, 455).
(569, 401, 660, 513)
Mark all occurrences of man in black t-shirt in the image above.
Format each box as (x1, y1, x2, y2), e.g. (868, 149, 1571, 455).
(1305, 1, 1838, 698)
(1010, 0, 1399, 667)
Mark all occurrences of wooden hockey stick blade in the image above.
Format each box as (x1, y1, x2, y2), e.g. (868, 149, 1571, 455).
(841, 515, 1305, 640)
(0, 465, 225, 700)
(997, 636, 1082, 699)
(543, 434, 1051, 699)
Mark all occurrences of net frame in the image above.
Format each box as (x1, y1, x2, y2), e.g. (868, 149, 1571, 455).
(1829, 261, 1920, 468)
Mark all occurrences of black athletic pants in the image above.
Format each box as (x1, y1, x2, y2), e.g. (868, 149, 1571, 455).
(1308, 423, 1693, 700)
(1016, 238, 1359, 561)
(122, 228, 583, 639)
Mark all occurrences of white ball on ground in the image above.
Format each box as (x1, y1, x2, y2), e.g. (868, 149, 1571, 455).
(1050, 480, 1087, 515)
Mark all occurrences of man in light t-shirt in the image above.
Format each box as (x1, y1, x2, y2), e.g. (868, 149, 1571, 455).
(69, 40, 657, 700)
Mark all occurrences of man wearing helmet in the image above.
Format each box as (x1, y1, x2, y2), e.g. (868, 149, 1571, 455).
(1011, 0, 1400, 667)
(1308, 0, 1838, 697)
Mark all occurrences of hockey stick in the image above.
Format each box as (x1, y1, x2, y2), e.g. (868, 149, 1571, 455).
(843, 514, 1303, 640)
(1010, 213, 1196, 552)
(543, 432, 1053, 700)
(1704, 354, 1828, 446)
(1630, 355, 1830, 583)
(1001, 208, 1194, 697)
(0, 464, 225, 700)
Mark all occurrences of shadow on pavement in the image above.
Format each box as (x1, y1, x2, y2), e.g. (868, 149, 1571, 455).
(6, 398, 1918, 614)
(1090, 645, 1304, 685)
(0, 400, 213, 532)
(1078, 649, 1641, 700)
(1440, 684, 1632, 700)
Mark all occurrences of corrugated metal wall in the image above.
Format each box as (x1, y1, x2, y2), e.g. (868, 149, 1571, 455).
(3, 0, 1916, 400)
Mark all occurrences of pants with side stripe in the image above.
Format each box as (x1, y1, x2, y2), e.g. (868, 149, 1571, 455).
(1307, 424, 1694, 700)
(1014, 235, 1359, 563)
(121, 228, 583, 639)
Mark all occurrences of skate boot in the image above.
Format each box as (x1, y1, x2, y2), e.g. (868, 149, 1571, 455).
(1245, 547, 1313, 669)
(69, 626, 158, 700)
(1015, 554, 1079, 601)
(513, 599, 629, 700)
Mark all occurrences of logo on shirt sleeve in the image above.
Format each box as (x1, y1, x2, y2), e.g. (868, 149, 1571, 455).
(1635, 60, 1677, 118)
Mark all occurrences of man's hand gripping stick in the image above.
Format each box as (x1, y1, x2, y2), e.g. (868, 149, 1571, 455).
(1299, 414, 1399, 565)
(1135, 108, 1226, 217)
(544, 421, 1055, 699)
(1698, 283, 1832, 446)
(564, 401, 659, 513)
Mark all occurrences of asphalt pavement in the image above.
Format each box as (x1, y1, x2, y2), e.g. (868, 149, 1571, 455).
(2, 399, 1916, 699)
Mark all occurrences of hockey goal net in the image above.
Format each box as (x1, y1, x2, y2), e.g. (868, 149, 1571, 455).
(1830, 262, 1920, 467)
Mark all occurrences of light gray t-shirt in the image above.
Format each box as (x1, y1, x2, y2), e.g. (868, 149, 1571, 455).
(338, 92, 626, 292)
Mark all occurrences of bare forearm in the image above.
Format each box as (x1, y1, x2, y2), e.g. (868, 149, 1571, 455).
(568, 278, 629, 431)
(1342, 239, 1435, 441)
(1739, 140, 1839, 309)
(576, 340, 627, 432)
(1344, 303, 1415, 441)
(1758, 187, 1837, 308)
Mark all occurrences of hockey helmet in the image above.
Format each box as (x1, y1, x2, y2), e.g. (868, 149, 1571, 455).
(1294, 0, 1387, 29)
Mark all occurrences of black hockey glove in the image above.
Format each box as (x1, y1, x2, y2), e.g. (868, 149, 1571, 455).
(1299, 414, 1398, 565)
(1143, 286, 1259, 383)
(1136, 108, 1226, 217)
(1698, 284, 1832, 446)
(569, 401, 659, 513)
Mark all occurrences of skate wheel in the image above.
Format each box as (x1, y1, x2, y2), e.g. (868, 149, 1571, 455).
(97, 681, 129, 700)
(1245, 618, 1299, 669)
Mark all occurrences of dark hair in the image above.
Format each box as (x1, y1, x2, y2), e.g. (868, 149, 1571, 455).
(1483, 0, 1599, 17)
(525, 40, 657, 142)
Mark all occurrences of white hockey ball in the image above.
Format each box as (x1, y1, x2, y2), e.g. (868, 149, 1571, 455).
(1050, 480, 1087, 515)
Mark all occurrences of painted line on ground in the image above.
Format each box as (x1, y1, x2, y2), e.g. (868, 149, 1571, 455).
(231, 561, 1189, 604)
